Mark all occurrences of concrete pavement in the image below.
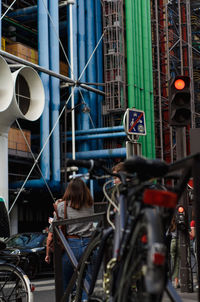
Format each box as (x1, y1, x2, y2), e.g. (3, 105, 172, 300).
(32, 276, 198, 302)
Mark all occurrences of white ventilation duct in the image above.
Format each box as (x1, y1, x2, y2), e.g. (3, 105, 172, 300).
(0, 58, 45, 208)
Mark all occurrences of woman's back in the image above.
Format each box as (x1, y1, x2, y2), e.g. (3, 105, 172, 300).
(57, 201, 94, 237)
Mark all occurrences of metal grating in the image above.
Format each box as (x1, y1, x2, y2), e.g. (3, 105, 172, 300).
(102, 0, 126, 114)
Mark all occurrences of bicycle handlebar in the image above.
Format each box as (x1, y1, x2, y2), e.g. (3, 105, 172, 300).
(66, 159, 107, 172)
(124, 156, 169, 180)
(66, 156, 169, 181)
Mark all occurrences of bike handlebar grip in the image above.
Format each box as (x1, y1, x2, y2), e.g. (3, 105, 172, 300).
(66, 159, 93, 169)
(124, 156, 169, 179)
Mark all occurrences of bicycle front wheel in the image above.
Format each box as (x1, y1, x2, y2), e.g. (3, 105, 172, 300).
(0, 263, 33, 302)
(116, 208, 166, 302)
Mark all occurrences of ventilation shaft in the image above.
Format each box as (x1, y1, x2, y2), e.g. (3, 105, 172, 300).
(0, 56, 45, 208)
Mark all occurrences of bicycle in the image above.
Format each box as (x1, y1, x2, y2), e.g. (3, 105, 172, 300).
(0, 239, 34, 302)
(59, 154, 199, 302)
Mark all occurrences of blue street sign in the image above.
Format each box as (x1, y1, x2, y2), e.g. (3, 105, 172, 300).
(127, 108, 146, 135)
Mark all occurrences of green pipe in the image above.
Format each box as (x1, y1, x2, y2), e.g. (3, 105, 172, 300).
(141, 0, 155, 158)
(125, 0, 135, 106)
(147, 0, 155, 157)
(135, 0, 147, 155)
(4, 17, 37, 35)
(132, 0, 138, 109)
(134, 0, 140, 110)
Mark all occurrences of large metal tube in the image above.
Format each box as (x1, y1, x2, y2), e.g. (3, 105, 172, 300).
(86, 0, 97, 150)
(1, 66, 44, 130)
(0, 59, 45, 207)
(141, 0, 155, 158)
(38, 0, 50, 181)
(66, 125, 124, 136)
(66, 132, 126, 141)
(49, 0, 60, 182)
(78, 0, 90, 152)
(0, 56, 14, 208)
(67, 148, 126, 159)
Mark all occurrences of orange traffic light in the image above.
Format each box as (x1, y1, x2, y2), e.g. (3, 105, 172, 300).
(169, 75, 191, 126)
(174, 79, 185, 90)
(177, 206, 184, 213)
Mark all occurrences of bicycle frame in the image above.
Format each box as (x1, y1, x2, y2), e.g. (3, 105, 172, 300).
(60, 153, 200, 302)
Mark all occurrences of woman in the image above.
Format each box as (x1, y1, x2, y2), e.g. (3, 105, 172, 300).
(45, 199, 63, 264)
(56, 178, 94, 301)
(169, 215, 180, 288)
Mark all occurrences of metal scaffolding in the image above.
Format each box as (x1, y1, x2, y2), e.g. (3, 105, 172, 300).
(102, 0, 126, 131)
(151, 0, 196, 163)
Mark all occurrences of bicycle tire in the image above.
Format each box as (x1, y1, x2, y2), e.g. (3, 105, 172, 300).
(116, 208, 166, 302)
(75, 234, 102, 302)
(0, 198, 10, 238)
(0, 263, 33, 302)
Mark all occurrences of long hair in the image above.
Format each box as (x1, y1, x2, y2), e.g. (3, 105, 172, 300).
(62, 178, 93, 210)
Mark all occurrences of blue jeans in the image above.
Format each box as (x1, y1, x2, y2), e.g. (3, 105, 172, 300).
(62, 237, 91, 301)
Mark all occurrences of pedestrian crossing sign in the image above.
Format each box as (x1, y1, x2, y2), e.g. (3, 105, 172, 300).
(127, 108, 146, 135)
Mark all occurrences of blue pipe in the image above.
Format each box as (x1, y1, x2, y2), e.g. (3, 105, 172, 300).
(10, 179, 61, 192)
(7, 5, 37, 17)
(7, 13, 37, 22)
(49, 0, 60, 182)
(66, 132, 126, 141)
(77, 0, 90, 152)
(67, 148, 126, 159)
(85, 0, 97, 149)
(30, 126, 125, 140)
(66, 126, 124, 135)
(38, 0, 50, 180)
(67, 3, 78, 99)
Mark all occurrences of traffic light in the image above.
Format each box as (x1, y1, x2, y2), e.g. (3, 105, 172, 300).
(169, 75, 191, 126)
(176, 205, 186, 230)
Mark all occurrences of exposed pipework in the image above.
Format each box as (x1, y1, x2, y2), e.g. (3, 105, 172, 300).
(0, 56, 45, 208)
(67, 148, 126, 159)
(77, 0, 90, 152)
(38, 0, 50, 181)
(66, 132, 126, 141)
(86, 0, 97, 150)
(66, 125, 124, 135)
(125, 0, 155, 158)
(49, 0, 60, 182)
(7, 0, 126, 199)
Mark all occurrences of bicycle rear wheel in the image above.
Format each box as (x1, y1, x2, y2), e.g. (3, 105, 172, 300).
(116, 208, 166, 302)
(0, 263, 33, 302)
(74, 234, 102, 302)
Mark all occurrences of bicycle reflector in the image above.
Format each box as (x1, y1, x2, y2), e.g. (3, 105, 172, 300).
(143, 189, 178, 208)
(151, 243, 166, 266)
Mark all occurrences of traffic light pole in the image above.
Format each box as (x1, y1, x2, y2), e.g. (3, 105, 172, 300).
(176, 127, 193, 292)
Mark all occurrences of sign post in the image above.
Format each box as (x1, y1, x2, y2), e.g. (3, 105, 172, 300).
(123, 108, 146, 158)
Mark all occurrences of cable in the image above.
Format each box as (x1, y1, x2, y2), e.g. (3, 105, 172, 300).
(0, 0, 17, 21)
(15, 120, 55, 202)
(9, 90, 73, 214)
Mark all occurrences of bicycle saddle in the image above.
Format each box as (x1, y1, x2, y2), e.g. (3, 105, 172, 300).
(124, 155, 169, 181)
